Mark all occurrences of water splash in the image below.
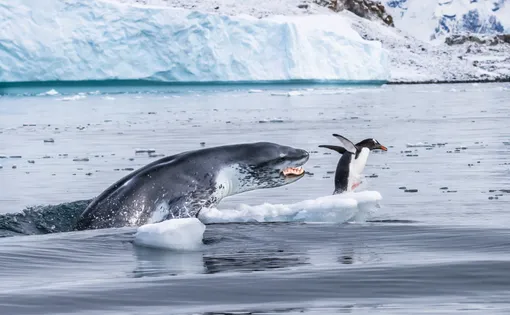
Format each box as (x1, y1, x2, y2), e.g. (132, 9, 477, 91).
(0, 200, 91, 237)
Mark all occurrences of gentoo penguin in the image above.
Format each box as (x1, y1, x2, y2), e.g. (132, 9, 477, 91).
(319, 134, 387, 195)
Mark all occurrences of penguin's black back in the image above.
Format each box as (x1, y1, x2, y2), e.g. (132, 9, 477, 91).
(333, 152, 353, 194)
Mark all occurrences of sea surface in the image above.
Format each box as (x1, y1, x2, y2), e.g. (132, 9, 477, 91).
(0, 82, 509, 314)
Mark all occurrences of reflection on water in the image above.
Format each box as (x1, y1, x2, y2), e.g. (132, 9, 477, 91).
(203, 250, 309, 274)
(131, 240, 362, 278)
(131, 246, 310, 278)
(340, 255, 354, 265)
(131, 245, 206, 277)
(201, 307, 308, 315)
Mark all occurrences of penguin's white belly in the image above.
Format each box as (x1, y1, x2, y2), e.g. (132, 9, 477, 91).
(348, 148, 370, 191)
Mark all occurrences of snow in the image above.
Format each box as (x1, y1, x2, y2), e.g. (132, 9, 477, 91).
(348, 10, 510, 82)
(0, 0, 390, 83)
(112, 0, 333, 17)
(198, 191, 382, 224)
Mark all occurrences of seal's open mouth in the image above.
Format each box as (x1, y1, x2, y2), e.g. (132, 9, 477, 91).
(281, 166, 305, 177)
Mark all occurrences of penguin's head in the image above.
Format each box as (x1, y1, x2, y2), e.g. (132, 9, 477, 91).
(318, 134, 388, 155)
(356, 138, 388, 151)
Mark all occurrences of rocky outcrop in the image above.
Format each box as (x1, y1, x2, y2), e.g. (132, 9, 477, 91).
(314, 0, 394, 27)
(445, 34, 510, 46)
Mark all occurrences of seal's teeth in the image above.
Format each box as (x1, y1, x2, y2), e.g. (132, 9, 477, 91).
(282, 166, 305, 176)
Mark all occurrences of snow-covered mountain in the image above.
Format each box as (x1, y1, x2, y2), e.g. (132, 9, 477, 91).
(384, 0, 510, 42)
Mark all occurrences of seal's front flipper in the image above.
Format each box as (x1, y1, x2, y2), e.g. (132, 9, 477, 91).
(332, 134, 357, 154)
(318, 145, 347, 155)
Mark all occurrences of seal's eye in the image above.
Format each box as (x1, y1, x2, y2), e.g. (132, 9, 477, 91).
(279, 153, 286, 158)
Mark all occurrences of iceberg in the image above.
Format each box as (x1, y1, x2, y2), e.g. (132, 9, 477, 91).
(0, 0, 390, 83)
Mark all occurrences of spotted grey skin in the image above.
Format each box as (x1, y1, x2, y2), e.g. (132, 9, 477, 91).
(74, 142, 309, 231)
(319, 134, 387, 194)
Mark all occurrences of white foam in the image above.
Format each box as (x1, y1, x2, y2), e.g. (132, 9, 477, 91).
(134, 218, 205, 251)
(199, 191, 382, 224)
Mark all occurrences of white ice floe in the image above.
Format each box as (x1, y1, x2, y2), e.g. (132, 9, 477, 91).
(199, 191, 382, 224)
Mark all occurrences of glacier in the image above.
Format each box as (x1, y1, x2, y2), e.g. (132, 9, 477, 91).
(0, 0, 390, 83)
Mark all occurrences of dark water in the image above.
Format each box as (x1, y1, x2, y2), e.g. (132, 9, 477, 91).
(0, 82, 509, 314)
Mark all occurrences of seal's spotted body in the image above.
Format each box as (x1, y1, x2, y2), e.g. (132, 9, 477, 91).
(75, 142, 309, 231)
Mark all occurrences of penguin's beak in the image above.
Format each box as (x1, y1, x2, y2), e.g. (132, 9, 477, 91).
(378, 145, 388, 151)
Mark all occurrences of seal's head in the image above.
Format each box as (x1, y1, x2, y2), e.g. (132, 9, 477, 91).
(220, 142, 309, 194)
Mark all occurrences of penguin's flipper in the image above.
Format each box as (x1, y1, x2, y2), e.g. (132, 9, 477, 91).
(318, 145, 347, 155)
(332, 134, 357, 154)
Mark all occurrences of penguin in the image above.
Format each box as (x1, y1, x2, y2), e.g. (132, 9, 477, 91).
(319, 134, 387, 195)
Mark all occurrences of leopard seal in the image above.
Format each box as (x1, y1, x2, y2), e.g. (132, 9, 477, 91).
(75, 142, 309, 230)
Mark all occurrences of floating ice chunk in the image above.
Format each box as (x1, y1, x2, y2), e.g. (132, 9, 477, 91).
(406, 142, 435, 148)
(57, 94, 86, 101)
(134, 218, 205, 251)
(38, 89, 59, 96)
(199, 191, 382, 224)
(270, 91, 304, 97)
(135, 148, 156, 154)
